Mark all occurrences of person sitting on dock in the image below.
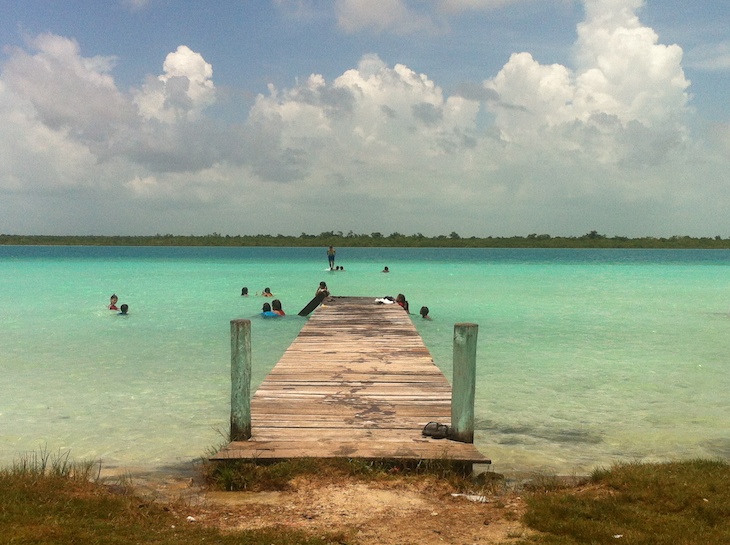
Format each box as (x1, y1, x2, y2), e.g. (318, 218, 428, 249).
(396, 294, 410, 312)
(316, 281, 329, 298)
(271, 299, 285, 316)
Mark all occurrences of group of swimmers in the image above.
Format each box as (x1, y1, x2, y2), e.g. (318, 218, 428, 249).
(241, 280, 431, 320)
(241, 281, 332, 318)
(240, 286, 284, 317)
(241, 287, 276, 297)
(395, 294, 430, 319)
(108, 294, 128, 315)
(261, 299, 285, 317)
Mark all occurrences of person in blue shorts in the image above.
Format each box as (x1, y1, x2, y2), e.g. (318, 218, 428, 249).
(327, 246, 336, 269)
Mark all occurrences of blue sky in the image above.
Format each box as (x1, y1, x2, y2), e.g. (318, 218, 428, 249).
(0, 0, 728, 237)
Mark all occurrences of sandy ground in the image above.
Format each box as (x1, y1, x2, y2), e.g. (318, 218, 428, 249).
(114, 465, 535, 545)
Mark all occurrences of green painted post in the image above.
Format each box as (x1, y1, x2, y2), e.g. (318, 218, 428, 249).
(230, 319, 252, 441)
(451, 322, 478, 443)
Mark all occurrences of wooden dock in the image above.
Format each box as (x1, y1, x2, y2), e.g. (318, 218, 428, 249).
(211, 297, 490, 466)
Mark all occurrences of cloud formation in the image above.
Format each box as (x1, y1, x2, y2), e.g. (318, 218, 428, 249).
(484, 0, 690, 160)
(133, 45, 216, 123)
(0, 0, 727, 237)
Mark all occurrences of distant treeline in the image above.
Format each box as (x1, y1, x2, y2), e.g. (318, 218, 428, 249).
(2, 231, 730, 249)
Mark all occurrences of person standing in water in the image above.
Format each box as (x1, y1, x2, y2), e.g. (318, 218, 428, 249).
(327, 246, 336, 269)
(109, 294, 119, 310)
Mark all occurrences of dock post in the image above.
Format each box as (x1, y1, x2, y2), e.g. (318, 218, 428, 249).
(451, 322, 478, 443)
(230, 319, 252, 441)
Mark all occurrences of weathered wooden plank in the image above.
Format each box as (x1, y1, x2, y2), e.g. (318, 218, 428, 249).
(215, 296, 490, 465)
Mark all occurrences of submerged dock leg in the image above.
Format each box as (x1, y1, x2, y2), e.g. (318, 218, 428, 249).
(230, 319, 252, 441)
(451, 322, 478, 443)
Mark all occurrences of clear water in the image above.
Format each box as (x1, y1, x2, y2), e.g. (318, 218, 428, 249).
(2, 246, 729, 475)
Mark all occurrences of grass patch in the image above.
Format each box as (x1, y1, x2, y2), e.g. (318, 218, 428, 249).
(202, 455, 506, 495)
(516, 459, 730, 545)
(0, 449, 350, 545)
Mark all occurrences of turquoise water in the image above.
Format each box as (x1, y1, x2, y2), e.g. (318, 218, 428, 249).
(2, 246, 729, 475)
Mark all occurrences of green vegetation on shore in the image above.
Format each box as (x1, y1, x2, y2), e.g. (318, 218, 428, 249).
(1, 450, 345, 545)
(517, 459, 730, 544)
(5, 451, 730, 544)
(1, 231, 730, 248)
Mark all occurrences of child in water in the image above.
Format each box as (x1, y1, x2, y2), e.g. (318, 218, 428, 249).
(261, 302, 279, 318)
(109, 294, 119, 310)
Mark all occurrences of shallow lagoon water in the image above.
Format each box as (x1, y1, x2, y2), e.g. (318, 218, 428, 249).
(1, 246, 729, 475)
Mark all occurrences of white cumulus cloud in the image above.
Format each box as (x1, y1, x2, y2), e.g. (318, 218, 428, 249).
(133, 45, 216, 123)
(484, 0, 690, 162)
(0, 0, 728, 237)
(246, 53, 480, 191)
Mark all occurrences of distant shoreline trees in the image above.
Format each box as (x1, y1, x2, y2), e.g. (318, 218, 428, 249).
(1, 232, 729, 249)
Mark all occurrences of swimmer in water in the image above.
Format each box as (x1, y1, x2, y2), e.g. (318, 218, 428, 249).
(271, 299, 285, 316)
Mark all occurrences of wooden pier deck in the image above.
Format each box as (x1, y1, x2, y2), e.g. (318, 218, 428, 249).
(211, 297, 490, 466)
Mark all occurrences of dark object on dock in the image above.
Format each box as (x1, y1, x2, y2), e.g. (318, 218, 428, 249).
(298, 292, 327, 316)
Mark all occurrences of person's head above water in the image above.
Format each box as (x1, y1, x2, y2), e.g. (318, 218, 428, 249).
(263, 287, 272, 296)
(119, 304, 128, 314)
(420, 306, 429, 318)
(262, 302, 271, 312)
(241, 287, 249, 296)
(271, 299, 282, 311)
